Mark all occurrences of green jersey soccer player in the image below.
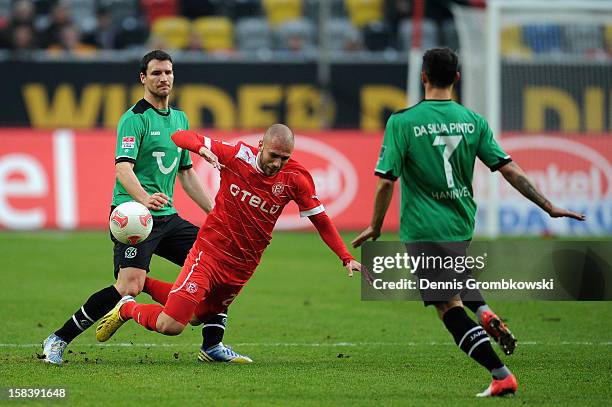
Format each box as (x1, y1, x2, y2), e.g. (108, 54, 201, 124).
(353, 48, 585, 397)
(43, 50, 251, 365)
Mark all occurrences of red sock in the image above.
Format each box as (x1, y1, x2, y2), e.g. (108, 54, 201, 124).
(143, 277, 173, 305)
(121, 302, 163, 332)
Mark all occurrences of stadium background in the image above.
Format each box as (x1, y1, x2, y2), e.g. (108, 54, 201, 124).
(0, 0, 609, 236)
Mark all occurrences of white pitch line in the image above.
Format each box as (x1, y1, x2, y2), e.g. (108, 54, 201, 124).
(2, 341, 611, 348)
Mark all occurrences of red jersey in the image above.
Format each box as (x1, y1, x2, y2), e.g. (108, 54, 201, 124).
(197, 137, 324, 282)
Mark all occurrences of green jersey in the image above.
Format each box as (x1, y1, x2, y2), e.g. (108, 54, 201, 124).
(375, 100, 511, 241)
(112, 99, 192, 216)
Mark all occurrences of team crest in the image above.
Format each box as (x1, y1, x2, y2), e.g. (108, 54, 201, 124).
(272, 182, 284, 196)
(186, 282, 198, 294)
(125, 247, 137, 259)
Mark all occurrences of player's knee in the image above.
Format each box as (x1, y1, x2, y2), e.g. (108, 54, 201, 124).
(157, 319, 185, 335)
(189, 315, 203, 326)
(435, 298, 463, 320)
(115, 267, 146, 297)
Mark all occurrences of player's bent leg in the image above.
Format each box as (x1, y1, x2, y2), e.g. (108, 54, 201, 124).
(434, 297, 463, 320)
(43, 284, 122, 364)
(460, 288, 517, 355)
(155, 312, 186, 335)
(480, 310, 517, 356)
(434, 298, 517, 397)
(143, 277, 173, 305)
(194, 293, 252, 364)
(95, 295, 136, 342)
(115, 267, 146, 297)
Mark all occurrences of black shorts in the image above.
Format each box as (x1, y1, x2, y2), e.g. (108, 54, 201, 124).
(405, 241, 472, 307)
(110, 207, 199, 278)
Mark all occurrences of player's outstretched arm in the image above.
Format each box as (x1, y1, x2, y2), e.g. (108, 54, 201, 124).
(352, 178, 396, 248)
(116, 162, 168, 210)
(498, 161, 586, 221)
(177, 168, 214, 213)
(308, 212, 362, 277)
(172, 130, 222, 169)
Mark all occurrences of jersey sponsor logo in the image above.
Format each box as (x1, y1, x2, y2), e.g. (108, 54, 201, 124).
(196, 135, 358, 230)
(121, 136, 135, 149)
(152, 149, 180, 175)
(186, 282, 198, 294)
(124, 247, 137, 259)
(236, 144, 257, 167)
(150, 131, 161, 136)
(229, 183, 280, 214)
(272, 182, 284, 196)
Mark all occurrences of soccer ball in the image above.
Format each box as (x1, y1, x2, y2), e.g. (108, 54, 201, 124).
(109, 202, 153, 245)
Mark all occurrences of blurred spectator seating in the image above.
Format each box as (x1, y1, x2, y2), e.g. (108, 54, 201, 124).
(235, 16, 272, 51)
(47, 23, 96, 55)
(501, 26, 531, 57)
(303, 0, 346, 21)
(82, 5, 117, 49)
(363, 20, 390, 51)
(141, 0, 178, 24)
(262, 0, 302, 27)
(101, 0, 139, 25)
(151, 16, 190, 49)
(114, 15, 148, 49)
(522, 24, 562, 54)
(345, 0, 383, 28)
(227, 0, 263, 20)
(67, 0, 96, 33)
(0, 0, 10, 21)
(181, 0, 221, 19)
(398, 18, 438, 51)
(562, 24, 604, 55)
(606, 26, 612, 54)
(275, 18, 314, 53)
(323, 17, 361, 51)
(441, 19, 458, 51)
(192, 16, 234, 51)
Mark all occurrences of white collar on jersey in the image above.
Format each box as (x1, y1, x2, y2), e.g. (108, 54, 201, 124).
(255, 152, 265, 174)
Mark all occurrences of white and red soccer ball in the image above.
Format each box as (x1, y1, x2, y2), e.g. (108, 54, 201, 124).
(109, 202, 153, 245)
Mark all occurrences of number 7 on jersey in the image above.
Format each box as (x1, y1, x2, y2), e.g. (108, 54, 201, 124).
(433, 135, 463, 188)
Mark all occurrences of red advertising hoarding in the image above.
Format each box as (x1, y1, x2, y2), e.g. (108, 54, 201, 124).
(0, 130, 610, 235)
(0, 129, 400, 231)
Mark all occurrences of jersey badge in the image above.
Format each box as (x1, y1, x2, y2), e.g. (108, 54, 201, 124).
(122, 136, 135, 149)
(236, 144, 257, 167)
(272, 182, 284, 196)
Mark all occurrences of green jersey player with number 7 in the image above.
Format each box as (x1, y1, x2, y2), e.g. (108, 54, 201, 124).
(352, 48, 585, 397)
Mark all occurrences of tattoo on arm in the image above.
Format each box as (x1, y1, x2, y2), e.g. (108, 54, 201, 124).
(515, 174, 551, 211)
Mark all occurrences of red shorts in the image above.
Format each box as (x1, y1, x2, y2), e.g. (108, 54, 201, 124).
(164, 246, 246, 325)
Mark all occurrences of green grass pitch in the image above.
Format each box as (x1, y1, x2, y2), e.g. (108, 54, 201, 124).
(1, 231, 610, 406)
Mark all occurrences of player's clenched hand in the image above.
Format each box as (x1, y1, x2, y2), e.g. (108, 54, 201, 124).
(548, 205, 586, 221)
(142, 192, 169, 210)
(345, 259, 362, 277)
(351, 226, 380, 248)
(198, 146, 223, 170)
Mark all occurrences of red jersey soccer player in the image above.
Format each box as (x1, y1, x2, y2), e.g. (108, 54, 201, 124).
(96, 124, 362, 358)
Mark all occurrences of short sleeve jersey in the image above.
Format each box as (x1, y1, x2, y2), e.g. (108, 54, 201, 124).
(112, 99, 191, 215)
(375, 100, 511, 241)
(196, 137, 324, 282)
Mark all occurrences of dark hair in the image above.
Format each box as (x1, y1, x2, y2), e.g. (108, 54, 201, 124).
(422, 48, 458, 88)
(140, 50, 172, 75)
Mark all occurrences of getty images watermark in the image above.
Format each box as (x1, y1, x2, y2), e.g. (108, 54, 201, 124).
(361, 241, 612, 301)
